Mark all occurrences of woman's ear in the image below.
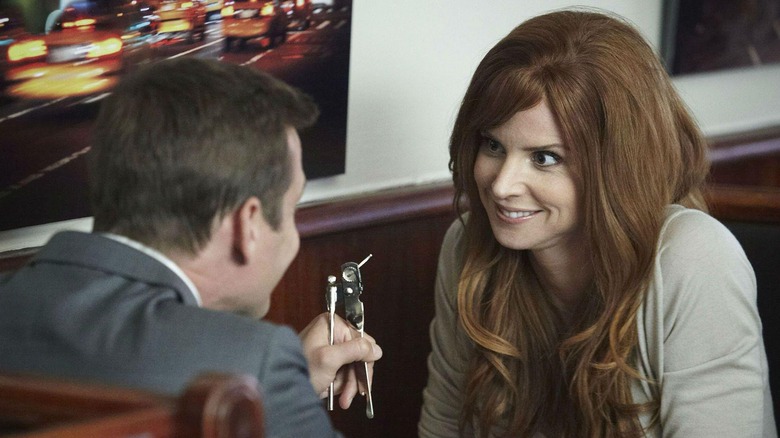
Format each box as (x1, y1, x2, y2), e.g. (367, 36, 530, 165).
(232, 196, 263, 265)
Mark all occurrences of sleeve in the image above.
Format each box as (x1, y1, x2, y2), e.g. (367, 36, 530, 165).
(259, 325, 343, 438)
(655, 209, 776, 437)
(418, 218, 475, 438)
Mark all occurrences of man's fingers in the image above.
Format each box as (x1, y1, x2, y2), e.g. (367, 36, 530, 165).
(338, 365, 359, 409)
(301, 312, 382, 400)
(334, 337, 382, 364)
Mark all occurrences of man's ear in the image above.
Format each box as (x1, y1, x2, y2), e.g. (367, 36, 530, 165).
(232, 196, 263, 265)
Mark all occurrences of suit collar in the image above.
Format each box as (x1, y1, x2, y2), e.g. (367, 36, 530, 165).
(33, 231, 200, 307)
(100, 233, 203, 306)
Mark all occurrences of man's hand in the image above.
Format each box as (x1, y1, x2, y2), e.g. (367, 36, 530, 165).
(299, 312, 383, 409)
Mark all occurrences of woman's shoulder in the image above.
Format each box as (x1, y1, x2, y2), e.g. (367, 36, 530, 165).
(659, 204, 745, 258)
(442, 213, 468, 250)
(439, 213, 469, 271)
(655, 204, 755, 297)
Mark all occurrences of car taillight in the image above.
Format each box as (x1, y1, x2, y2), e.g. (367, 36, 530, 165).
(220, 5, 234, 17)
(8, 39, 47, 62)
(86, 37, 122, 58)
(261, 2, 274, 16)
(62, 18, 96, 29)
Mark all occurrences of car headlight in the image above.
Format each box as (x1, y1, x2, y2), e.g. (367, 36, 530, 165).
(8, 39, 47, 62)
(62, 18, 96, 29)
(87, 37, 123, 58)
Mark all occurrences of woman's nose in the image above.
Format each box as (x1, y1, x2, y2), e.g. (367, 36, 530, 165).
(491, 159, 529, 199)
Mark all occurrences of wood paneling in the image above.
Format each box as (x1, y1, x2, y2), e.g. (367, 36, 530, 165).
(266, 183, 456, 437)
(710, 151, 780, 188)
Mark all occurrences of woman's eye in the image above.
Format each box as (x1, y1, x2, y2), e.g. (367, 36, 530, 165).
(482, 137, 503, 154)
(479, 135, 504, 155)
(531, 151, 561, 167)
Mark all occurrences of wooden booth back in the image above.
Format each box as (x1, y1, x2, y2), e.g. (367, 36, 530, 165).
(0, 372, 264, 437)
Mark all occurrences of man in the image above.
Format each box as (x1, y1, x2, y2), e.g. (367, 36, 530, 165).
(0, 57, 381, 437)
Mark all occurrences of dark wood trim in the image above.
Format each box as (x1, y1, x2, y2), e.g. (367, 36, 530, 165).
(709, 136, 780, 163)
(706, 184, 780, 223)
(708, 125, 780, 163)
(295, 182, 454, 238)
(708, 125, 780, 151)
(0, 247, 37, 273)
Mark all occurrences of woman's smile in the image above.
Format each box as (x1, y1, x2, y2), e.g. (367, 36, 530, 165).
(473, 100, 583, 254)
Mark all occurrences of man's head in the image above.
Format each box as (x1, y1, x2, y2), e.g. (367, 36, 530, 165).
(89, 57, 319, 256)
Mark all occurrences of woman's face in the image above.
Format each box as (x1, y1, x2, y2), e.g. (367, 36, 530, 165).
(473, 101, 583, 256)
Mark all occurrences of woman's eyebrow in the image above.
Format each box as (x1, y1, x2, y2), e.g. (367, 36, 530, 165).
(524, 143, 567, 152)
(481, 126, 568, 152)
(481, 131, 566, 152)
(478, 130, 495, 140)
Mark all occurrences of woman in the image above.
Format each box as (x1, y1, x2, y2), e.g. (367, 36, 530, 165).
(419, 9, 775, 438)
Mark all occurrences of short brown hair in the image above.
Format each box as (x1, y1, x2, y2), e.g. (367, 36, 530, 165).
(89, 57, 319, 254)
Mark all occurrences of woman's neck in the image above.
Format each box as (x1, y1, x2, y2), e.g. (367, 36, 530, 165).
(530, 242, 593, 324)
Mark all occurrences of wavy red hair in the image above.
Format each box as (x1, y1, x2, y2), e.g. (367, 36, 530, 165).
(449, 9, 709, 437)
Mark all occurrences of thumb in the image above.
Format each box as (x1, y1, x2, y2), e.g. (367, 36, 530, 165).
(330, 337, 382, 365)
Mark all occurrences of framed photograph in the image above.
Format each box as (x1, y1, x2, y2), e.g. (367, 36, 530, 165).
(661, 0, 780, 75)
(0, 0, 352, 232)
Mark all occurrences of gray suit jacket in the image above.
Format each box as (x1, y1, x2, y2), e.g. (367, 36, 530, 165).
(0, 231, 341, 438)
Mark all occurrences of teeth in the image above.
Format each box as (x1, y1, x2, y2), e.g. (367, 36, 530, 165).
(501, 209, 534, 219)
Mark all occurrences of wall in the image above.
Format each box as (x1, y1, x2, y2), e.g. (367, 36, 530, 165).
(2, 0, 780, 252)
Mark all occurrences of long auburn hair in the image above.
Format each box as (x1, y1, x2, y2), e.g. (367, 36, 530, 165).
(449, 9, 709, 437)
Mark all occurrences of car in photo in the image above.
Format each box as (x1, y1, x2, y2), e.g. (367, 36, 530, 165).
(280, 0, 311, 31)
(312, 0, 332, 14)
(220, 0, 287, 52)
(152, 0, 207, 43)
(3, 0, 159, 100)
(1, 5, 30, 90)
(312, 0, 348, 14)
(202, 0, 224, 21)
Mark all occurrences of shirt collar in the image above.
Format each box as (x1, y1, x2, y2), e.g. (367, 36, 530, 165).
(100, 233, 203, 307)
